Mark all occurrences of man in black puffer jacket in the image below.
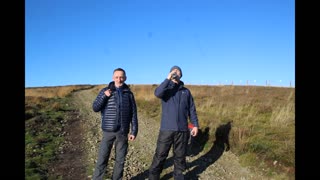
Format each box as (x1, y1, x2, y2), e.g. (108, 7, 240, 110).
(149, 65, 199, 180)
(92, 68, 138, 180)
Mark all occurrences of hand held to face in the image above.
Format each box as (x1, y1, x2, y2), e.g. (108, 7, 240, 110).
(167, 71, 175, 80)
(104, 89, 112, 97)
(167, 71, 180, 83)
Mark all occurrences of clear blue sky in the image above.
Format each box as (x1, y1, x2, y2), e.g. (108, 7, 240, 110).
(26, 0, 295, 88)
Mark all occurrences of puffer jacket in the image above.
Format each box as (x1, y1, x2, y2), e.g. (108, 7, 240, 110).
(154, 79, 199, 131)
(92, 82, 138, 136)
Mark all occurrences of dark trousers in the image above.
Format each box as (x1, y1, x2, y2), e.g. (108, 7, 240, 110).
(149, 131, 189, 180)
(92, 130, 128, 180)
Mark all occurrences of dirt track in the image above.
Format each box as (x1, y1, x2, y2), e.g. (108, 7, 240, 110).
(53, 88, 271, 180)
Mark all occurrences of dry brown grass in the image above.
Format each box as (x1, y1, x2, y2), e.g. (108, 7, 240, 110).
(25, 85, 94, 98)
(25, 84, 295, 177)
(25, 85, 93, 98)
(130, 84, 158, 101)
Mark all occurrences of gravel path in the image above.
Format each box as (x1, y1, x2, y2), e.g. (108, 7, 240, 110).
(66, 88, 269, 180)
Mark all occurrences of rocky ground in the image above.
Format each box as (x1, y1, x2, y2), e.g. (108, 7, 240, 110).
(50, 88, 275, 180)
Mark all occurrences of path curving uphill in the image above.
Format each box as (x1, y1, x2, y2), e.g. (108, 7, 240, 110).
(62, 88, 268, 180)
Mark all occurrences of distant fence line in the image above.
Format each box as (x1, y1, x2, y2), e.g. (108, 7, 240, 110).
(184, 80, 295, 88)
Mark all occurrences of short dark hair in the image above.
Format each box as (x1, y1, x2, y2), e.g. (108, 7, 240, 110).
(113, 68, 126, 76)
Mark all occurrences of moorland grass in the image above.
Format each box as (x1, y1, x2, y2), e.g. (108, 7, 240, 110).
(25, 84, 295, 179)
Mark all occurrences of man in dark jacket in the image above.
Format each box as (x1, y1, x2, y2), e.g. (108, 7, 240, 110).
(92, 68, 138, 180)
(149, 65, 199, 180)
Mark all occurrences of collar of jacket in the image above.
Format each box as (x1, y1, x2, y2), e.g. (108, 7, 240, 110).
(107, 81, 130, 91)
(169, 80, 184, 89)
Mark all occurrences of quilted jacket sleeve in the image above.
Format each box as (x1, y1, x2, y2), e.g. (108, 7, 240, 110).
(129, 92, 138, 137)
(92, 87, 108, 112)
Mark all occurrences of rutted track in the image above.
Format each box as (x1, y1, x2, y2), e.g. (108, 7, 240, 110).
(67, 88, 269, 180)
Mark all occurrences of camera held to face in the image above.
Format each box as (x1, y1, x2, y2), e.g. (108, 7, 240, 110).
(172, 72, 179, 80)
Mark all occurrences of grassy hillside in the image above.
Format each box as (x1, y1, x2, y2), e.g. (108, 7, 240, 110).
(129, 84, 295, 176)
(25, 84, 295, 179)
(25, 85, 94, 179)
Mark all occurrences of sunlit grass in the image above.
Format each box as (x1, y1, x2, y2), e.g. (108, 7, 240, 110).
(131, 84, 295, 178)
(25, 85, 93, 179)
(25, 84, 295, 179)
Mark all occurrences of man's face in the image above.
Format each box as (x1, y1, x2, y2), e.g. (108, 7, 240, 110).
(113, 70, 126, 87)
(171, 68, 181, 82)
(172, 69, 182, 78)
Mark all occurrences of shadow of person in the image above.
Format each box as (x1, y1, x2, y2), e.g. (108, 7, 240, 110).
(213, 121, 232, 152)
(184, 121, 233, 179)
(131, 155, 175, 180)
(187, 127, 210, 157)
(131, 170, 149, 180)
(132, 127, 211, 180)
(161, 127, 211, 180)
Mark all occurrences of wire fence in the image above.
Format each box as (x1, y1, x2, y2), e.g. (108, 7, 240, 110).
(185, 80, 295, 88)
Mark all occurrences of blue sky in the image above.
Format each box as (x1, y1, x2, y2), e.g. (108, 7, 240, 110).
(25, 0, 295, 88)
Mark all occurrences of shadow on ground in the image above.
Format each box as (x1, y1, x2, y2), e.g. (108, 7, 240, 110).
(134, 121, 232, 180)
(184, 121, 232, 179)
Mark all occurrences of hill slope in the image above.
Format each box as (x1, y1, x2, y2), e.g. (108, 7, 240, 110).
(50, 87, 276, 180)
